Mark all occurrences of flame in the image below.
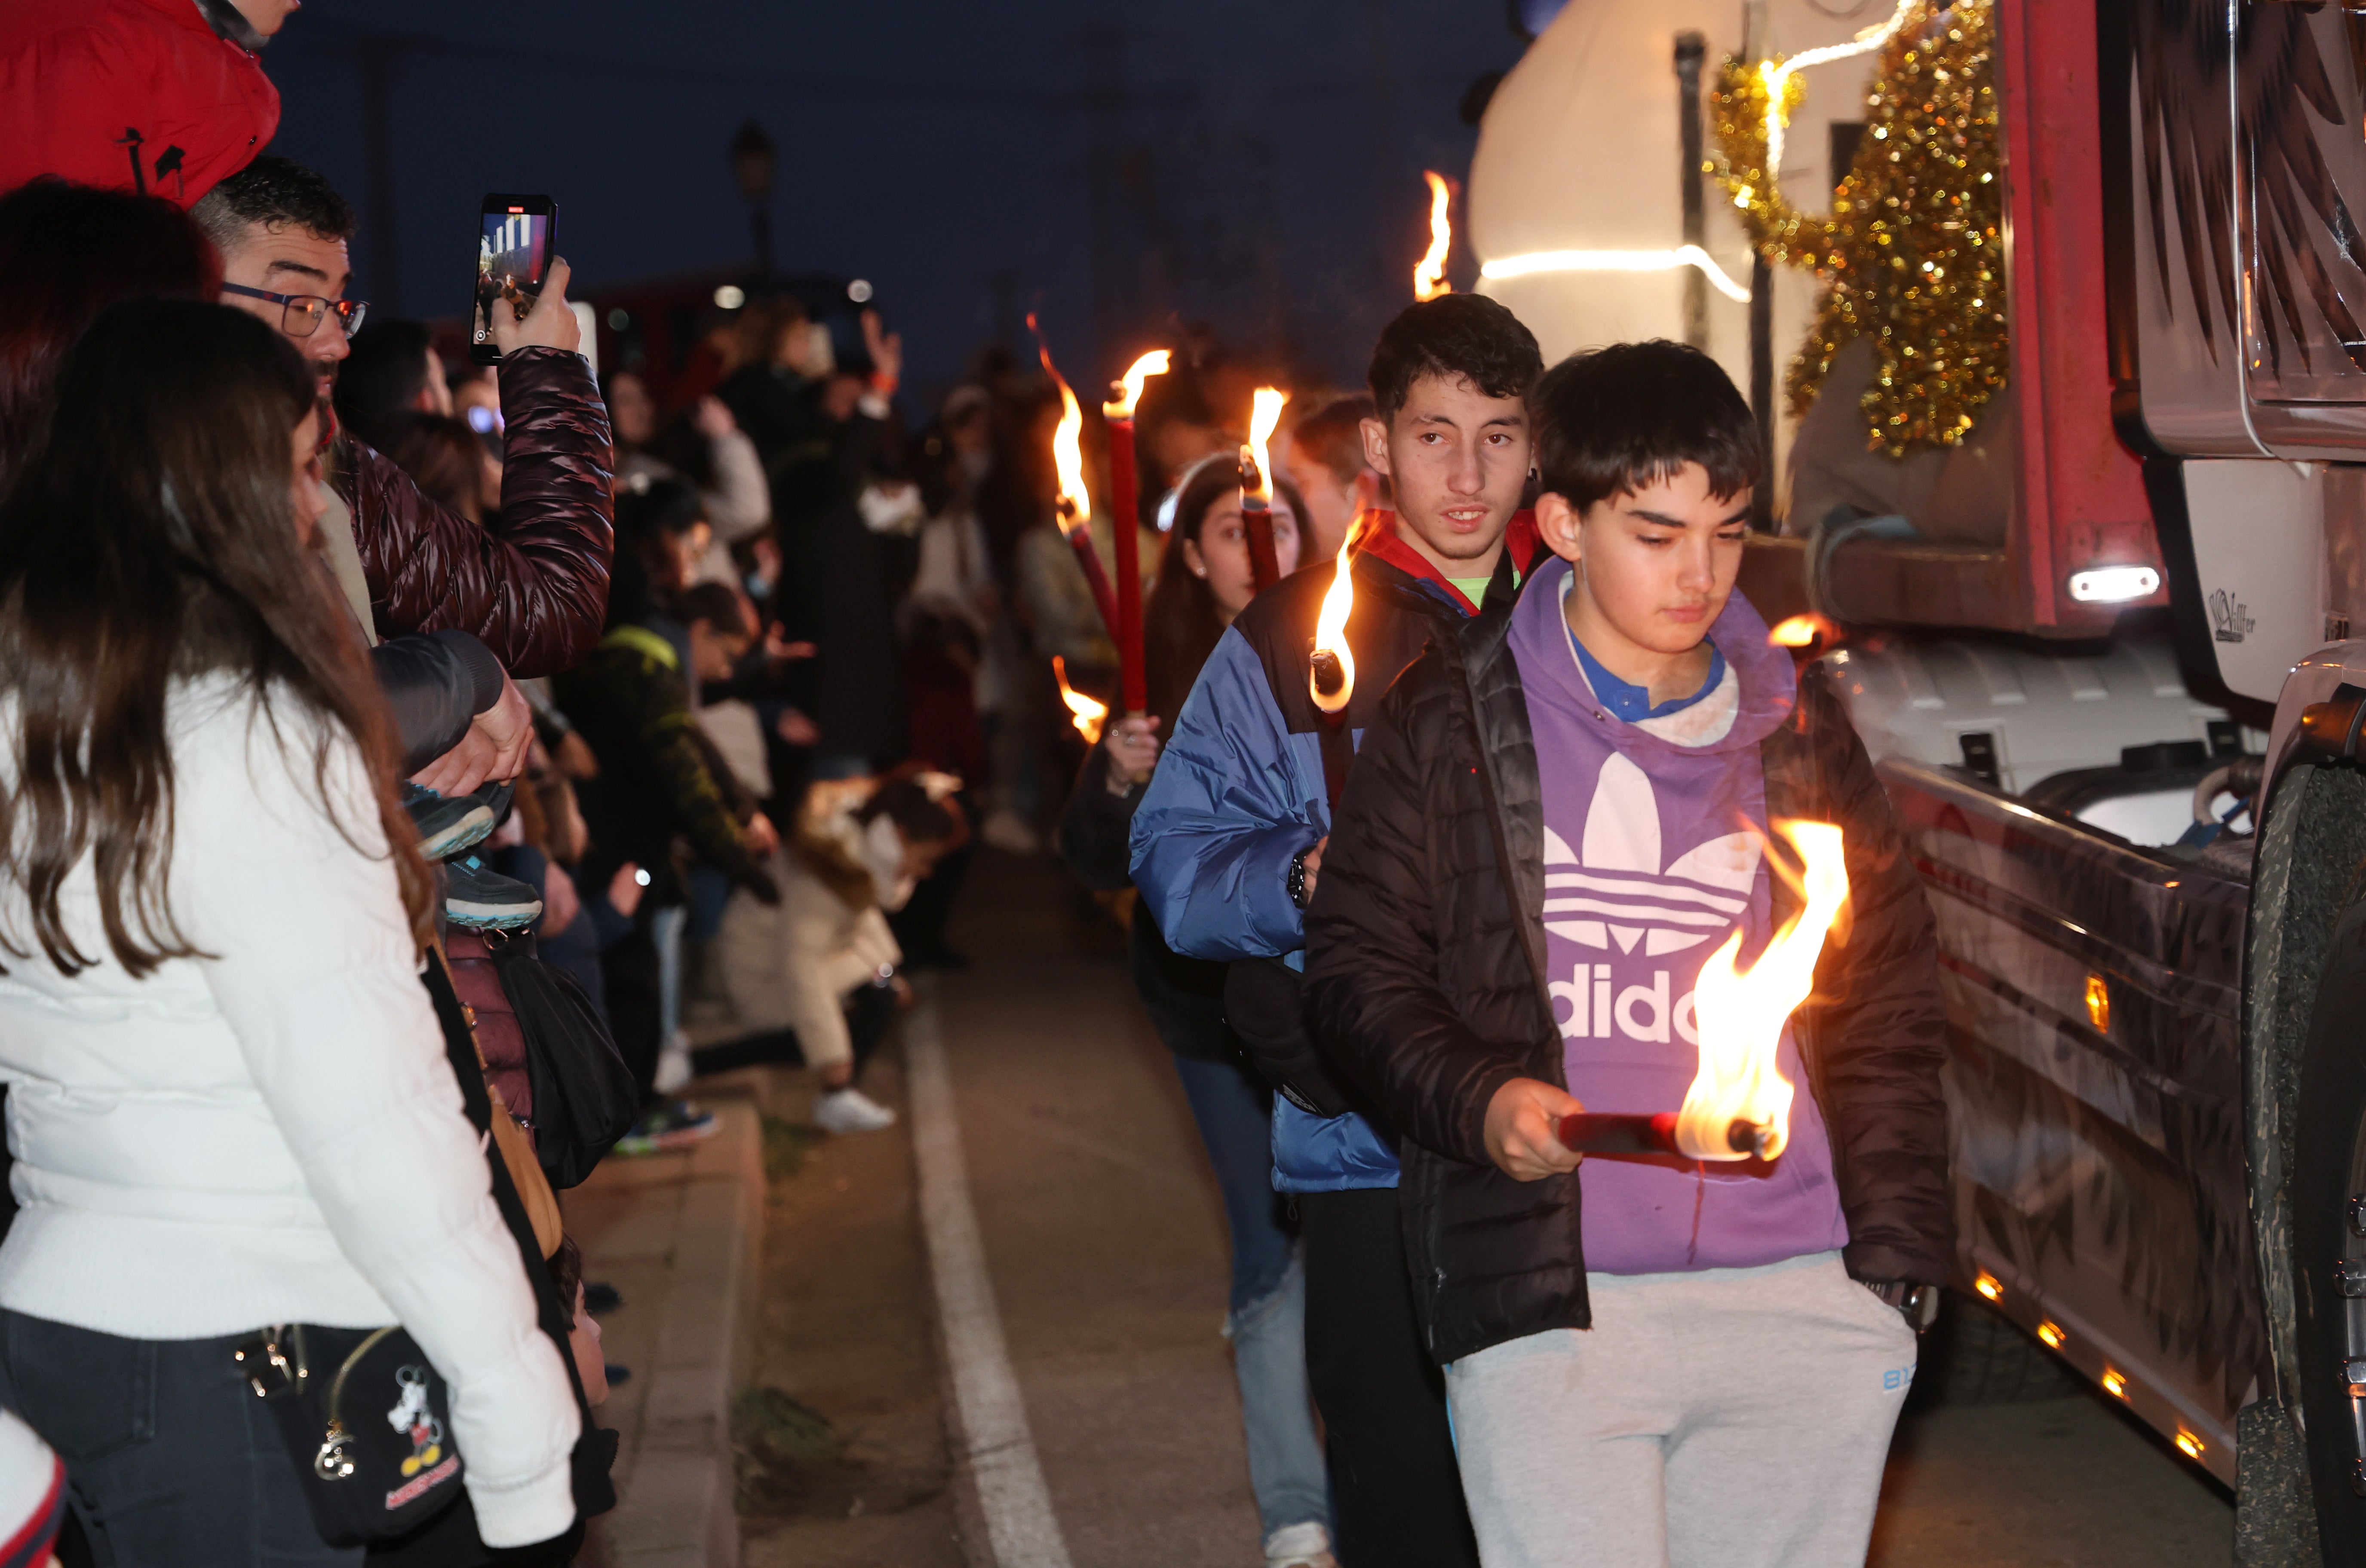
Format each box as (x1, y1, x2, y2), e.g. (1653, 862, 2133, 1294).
(1052, 655, 1106, 744)
(1245, 386, 1289, 504)
(1031, 316, 1092, 539)
(1104, 349, 1172, 420)
(1675, 819, 1849, 1161)
(1309, 537, 1358, 714)
(1768, 612, 1840, 649)
(1414, 171, 1454, 301)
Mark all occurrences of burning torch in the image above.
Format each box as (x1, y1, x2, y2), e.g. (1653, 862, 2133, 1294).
(1556, 820, 1849, 1162)
(1033, 318, 1119, 644)
(1104, 351, 1170, 717)
(1240, 386, 1289, 596)
(1308, 534, 1358, 718)
(1414, 170, 1454, 302)
(1051, 655, 1108, 745)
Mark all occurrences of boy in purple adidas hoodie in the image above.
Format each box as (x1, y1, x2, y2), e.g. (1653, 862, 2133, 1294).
(1303, 341, 1951, 1568)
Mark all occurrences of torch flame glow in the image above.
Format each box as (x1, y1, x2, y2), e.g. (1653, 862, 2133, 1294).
(1245, 386, 1289, 504)
(1768, 612, 1840, 649)
(1051, 655, 1107, 745)
(1032, 321, 1092, 539)
(1414, 171, 1454, 302)
(1674, 820, 1849, 1161)
(1309, 537, 1358, 714)
(1104, 350, 1172, 420)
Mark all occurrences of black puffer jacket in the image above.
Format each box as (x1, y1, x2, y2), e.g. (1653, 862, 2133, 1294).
(1302, 606, 1951, 1365)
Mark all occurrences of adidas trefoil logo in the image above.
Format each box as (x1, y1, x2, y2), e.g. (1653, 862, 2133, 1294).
(1543, 753, 1760, 958)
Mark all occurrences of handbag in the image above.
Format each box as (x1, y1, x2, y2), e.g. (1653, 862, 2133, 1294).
(229, 944, 582, 1546)
(234, 1324, 464, 1546)
(481, 929, 638, 1188)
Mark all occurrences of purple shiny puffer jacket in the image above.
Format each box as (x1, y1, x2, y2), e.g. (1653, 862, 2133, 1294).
(334, 345, 614, 680)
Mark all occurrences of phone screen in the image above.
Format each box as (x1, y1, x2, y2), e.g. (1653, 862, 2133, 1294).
(472, 202, 553, 355)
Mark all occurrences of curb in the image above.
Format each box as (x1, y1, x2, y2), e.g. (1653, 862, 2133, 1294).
(576, 1097, 765, 1567)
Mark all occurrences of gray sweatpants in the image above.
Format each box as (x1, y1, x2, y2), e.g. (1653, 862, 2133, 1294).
(1444, 1251, 1916, 1568)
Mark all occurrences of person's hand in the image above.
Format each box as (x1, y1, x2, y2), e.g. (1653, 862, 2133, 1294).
(540, 861, 582, 935)
(491, 257, 581, 357)
(553, 729, 599, 780)
(1483, 1078, 1587, 1182)
(861, 308, 902, 394)
(1102, 714, 1161, 791)
(744, 811, 781, 858)
(693, 395, 738, 439)
(1297, 835, 1328, 905)
(778, 707, 822, 746)
(410, 674, 534, 794)
(764, 624, 816, 663)
(608, 861, 646, 920)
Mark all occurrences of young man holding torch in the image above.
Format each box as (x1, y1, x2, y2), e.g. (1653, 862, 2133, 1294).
(1300, 341, 1952, 1568)
(1131, 293, 1545, 1568)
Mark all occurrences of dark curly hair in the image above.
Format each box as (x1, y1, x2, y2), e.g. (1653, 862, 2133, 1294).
(1529, 340, 1761, 512)
(192, 154, 356, 250)
(1366, 294, 1542, 423)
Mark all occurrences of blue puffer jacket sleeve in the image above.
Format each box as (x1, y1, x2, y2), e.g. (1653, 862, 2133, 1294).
(1130, 628, 1326, 962)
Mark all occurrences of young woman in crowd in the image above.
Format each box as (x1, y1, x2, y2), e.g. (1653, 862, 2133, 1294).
(604, 368, 769, 585)
(0, 300, 579, 1560)
(1053, 456, 1336, 1568)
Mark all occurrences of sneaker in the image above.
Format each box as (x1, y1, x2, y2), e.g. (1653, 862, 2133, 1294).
(653, 1035, 694, 1095)
(813, 1086, 896, 1135)
(445, 853, 542, 931)
(404, 783, 495, 862)
(583, 1282, 623, 1317)
(979, 808, 1040, 855)
(1264, 1522, 1337, 1568)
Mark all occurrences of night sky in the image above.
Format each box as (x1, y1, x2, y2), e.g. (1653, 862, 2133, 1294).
(267, 1, 1535, 404)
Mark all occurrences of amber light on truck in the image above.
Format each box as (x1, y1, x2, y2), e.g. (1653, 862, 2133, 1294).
(2066, 565, 2161, 603)
(2036, 1322, 2065, 1349)
(2175, 1431, 2205, 1460)
(1974, 1272, 2002, 1302)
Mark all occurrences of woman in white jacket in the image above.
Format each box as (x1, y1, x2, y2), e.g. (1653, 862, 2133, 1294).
(0, 301, 578, 1563)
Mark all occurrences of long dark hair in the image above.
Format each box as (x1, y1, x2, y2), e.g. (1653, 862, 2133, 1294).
(0, 300, 433, 976)
(0, 181, 220, 491)
(1142, 457, 1307, 728)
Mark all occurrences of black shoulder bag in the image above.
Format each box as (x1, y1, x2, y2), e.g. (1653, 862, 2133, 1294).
(481, 929, 638, 1189)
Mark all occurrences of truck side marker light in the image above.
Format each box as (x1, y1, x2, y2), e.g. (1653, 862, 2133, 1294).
(2174, 1431, 2204, 1461)
(2036, 1322, 2064, 1349)
(2084, 974, 2110, 1032)
(1974, 1273, 2002, 1302)
(2102, 1369, 2129, 1398)
(2066, 565, 2161, 603)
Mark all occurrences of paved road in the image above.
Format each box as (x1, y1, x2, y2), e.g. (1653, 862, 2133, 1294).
(736, 848, 2236, 1566)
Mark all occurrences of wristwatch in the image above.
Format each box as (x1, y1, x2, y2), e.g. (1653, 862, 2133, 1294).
(1287, 848, 1312, 910)
(1862, 1279, 1942, 1333)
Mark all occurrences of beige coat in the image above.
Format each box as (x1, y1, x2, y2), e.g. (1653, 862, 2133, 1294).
(716, 847, 900, 1070)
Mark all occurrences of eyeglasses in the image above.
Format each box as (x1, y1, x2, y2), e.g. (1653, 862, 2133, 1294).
(221, 283, 368, 339)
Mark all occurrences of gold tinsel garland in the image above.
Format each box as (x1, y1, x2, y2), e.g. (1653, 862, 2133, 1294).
(1710, 0, 2005, 455)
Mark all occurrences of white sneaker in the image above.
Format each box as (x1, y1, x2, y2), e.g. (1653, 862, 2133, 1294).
(1264, 1522, 1336, 1568)
(979, 808, 1040, 855)
(652, 1038, 693, 1095)
(813, 1086, 897, 1135)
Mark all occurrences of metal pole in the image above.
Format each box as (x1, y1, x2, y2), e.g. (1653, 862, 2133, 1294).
(1675, 32, 1708, 349)
(1751, 253, 1774, 527)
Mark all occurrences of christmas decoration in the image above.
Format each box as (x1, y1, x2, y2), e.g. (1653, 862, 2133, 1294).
(1712, 0, 2005, 455)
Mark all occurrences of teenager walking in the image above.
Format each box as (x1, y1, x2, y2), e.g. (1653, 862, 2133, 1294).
(1302, 341, 1952, 1568)
(1131, 294, 1547, 1568)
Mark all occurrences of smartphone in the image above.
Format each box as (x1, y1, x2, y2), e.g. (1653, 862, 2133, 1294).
(470, 194, 557, 366)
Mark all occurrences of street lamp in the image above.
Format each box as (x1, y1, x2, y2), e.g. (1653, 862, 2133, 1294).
(729, 118, 776, 281)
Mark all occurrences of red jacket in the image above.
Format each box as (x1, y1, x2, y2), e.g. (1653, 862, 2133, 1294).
(0, 0, 278, 208)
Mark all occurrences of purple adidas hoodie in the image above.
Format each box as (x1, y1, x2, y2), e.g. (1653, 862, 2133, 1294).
(1508, 556, 1849, 1275)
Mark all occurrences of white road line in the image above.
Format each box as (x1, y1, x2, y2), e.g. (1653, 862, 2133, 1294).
(905, 991, 1076, 1568)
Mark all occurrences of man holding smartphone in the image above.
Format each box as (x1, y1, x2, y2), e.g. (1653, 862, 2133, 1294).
(194, 156, 613, 693)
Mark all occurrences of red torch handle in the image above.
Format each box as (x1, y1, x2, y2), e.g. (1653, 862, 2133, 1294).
(1243, 500, 1280, 596)
(1555, 1112, 1683, 1157)
(1108, 417, 1146, 714)
(1065, 524, 1120, 649)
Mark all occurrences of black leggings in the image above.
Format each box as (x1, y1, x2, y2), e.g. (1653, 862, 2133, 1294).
(689, 983, 896, 1081)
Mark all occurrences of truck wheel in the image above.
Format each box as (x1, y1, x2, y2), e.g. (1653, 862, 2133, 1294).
(1912, 1290, 2083, 1407)
(2292, 899, 2366, 1561)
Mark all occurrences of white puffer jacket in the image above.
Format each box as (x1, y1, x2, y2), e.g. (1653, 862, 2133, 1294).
(0, 676, 578, 1547)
